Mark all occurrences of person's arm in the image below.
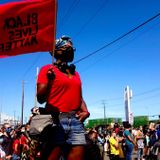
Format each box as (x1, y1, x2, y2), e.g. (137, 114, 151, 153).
(124, 130, 136, 146)
(37, 83, 48, 104)
(15, 143, 19, 152)
(76, 99, 90, 122)
(113, 141, 119, 149)
(136, 131, 144, 140)
(109, 138, 119, 149)
(37, 66, 55, 104)
(127, 134, 137, 146)
(127, 135, 134, 143)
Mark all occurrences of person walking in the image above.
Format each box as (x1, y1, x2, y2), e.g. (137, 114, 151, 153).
(36, 35, 90, 160)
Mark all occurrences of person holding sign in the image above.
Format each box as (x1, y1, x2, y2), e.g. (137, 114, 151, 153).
(36, 35, 90, 160)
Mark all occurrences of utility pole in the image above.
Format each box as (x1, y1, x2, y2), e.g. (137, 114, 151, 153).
(34, 67, 39, 108)
(21, 80, 24, 125)
(102, 100, 106, 122)
(14, 110, 16, 126)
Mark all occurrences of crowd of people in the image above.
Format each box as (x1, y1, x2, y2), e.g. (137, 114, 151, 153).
(0, 122, 33, 160)
(0, 121, 159, 160)
(85, 122, 160, 160)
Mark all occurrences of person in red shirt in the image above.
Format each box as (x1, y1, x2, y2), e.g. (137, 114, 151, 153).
(37, 35, 90, 160)
(12, 131, 21, 160)
(20, 126, 30, 160)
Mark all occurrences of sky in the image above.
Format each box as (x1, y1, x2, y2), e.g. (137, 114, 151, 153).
(0, 0, 160, 123)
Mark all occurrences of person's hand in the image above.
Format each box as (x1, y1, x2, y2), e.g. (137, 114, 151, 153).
(133, 141, 138, 148)
(76, 111, 90, 122)
(32, 107, 40, 115)
(47, 66, 55, 80)
(5, 155, 12, 160)
(115, 136, 119, 142)
(134, 143, 138, 150)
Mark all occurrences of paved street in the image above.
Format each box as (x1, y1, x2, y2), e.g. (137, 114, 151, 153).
(103, 150, 137, 160)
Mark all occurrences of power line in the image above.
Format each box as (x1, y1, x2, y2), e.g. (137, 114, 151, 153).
(22, 53, 42, 79)
(78, 21, 160, 75)
(57, 0, 80, 34)
(73, 0, 109, 38)
(74, 12, 160, 64)
(88, 87, 160, 108)
(133, 87, 160, 97)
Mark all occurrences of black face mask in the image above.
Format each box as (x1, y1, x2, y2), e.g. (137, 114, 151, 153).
(55, 47, 74, 62)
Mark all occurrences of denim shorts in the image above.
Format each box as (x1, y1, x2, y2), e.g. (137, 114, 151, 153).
(49, 111, 86, 146)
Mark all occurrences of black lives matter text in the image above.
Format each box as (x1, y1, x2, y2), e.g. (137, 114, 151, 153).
(0, 13, 39, 53)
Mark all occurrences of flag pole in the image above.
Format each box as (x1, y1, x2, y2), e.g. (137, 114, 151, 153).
(52, 0, 58, 65)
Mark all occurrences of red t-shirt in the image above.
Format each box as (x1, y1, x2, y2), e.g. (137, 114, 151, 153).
(12, 139, 21, 155)
(20, 134, 28, 145)
(37, 64, 82, 112)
